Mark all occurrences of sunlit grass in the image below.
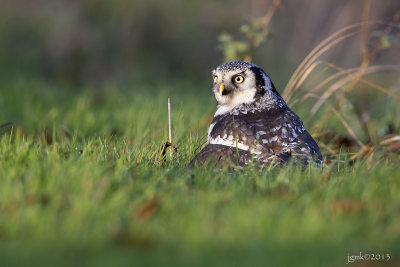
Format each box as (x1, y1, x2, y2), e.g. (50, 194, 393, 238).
(0, 78, 399, 267)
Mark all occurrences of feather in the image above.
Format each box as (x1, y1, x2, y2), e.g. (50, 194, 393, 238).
(189, 61, 323, 168)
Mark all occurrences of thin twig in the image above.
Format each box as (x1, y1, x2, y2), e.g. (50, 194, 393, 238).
(168, 98, 172, 159)
(260, 0, 281, 37)
(245, 0, 281, 62)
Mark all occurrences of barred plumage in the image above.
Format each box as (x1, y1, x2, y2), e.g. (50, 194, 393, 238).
(189, 61, 323, 168)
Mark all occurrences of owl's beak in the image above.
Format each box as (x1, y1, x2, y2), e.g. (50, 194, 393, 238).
(219, 83, 225, 96)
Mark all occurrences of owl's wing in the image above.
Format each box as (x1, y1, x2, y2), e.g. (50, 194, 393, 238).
(208, 114, 279, 165)
(199, 108, 322, 167)
(243, 109, 323, 166)
(187, 144, 251, 168)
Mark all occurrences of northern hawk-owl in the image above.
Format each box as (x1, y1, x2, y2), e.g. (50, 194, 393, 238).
(189, 61, 323, 167)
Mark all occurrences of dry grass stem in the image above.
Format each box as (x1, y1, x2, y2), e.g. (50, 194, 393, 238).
(310, 65, 400, 115)
(168, 97, 172, 158)
(380, 136, 400, 146)
(330, 107, 366, 149)
(284, 29, 362, 102)
(283, 21, 400, 103)
(283, 22, 367, 100)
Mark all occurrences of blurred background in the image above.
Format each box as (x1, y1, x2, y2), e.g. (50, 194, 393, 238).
(1, 0, 400, 155)
(2, 2, 400, 266)
(1, 0, 399, 87)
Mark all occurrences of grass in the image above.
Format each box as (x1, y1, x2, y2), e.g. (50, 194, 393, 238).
(0, 76, 399, 267)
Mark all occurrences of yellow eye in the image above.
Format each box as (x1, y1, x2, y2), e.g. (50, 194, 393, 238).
(234, 75, 244, 83)
(213, 76, 218, 83)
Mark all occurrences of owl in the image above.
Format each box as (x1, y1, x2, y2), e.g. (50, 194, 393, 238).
(189, 61, 323, 168)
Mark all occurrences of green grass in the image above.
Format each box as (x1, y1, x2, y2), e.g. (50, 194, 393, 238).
(0, 79, 399, 267)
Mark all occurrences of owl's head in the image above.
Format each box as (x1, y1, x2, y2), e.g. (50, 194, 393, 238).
(211, 61, 281, 113)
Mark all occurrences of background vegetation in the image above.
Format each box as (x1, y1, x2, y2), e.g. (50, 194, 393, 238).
(1, 0, 400, 266)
